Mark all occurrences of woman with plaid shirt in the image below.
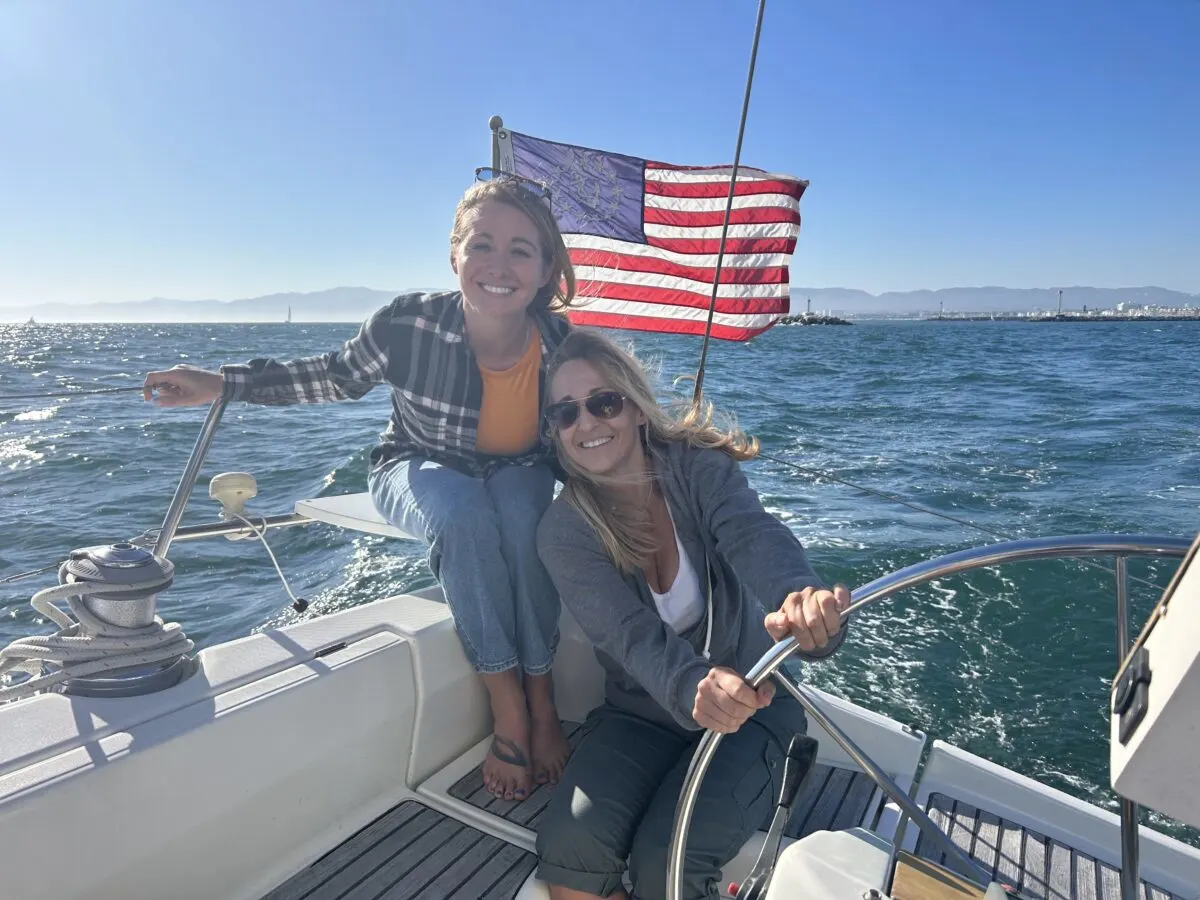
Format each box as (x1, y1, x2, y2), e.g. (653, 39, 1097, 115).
(143, 172, 578, 801)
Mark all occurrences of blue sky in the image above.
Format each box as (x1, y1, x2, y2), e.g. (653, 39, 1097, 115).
(1, 0, 1197, 308)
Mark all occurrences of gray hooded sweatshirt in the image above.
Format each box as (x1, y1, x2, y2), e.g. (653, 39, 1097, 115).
(536, 439, 845, 733)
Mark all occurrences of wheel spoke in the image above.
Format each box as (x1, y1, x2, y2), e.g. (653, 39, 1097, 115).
(771, 670, 992, 886)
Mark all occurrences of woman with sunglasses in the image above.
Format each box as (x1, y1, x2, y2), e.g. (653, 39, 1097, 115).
(533, 330, 851, 900)
(142, 171, 576, 802)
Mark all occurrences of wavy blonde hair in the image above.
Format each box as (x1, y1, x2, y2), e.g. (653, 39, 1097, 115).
(546, 329, 758, 574)
(449, 178, 577, 312)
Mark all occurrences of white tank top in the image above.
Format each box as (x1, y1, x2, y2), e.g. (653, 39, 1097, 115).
(649, 506, 706, 636)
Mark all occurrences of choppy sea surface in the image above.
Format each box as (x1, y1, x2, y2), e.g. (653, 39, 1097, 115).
(2, 318, 1197, 844)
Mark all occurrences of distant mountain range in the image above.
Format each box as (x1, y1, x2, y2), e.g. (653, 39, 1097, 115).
(3, 285, 1197, 323)
(1, 288, 412, 324)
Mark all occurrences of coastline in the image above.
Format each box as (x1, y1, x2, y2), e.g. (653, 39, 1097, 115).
(923, 312, 1200, 323)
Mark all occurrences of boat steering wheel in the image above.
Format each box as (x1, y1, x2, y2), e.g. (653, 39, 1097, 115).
(664, 535, 1192, 900)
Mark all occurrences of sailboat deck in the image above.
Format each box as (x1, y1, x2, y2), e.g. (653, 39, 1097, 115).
(260, 727, 1193, 900)
(916, 792, 1185, 900)
(260, 799, 535, 900)
(259, 719, 883, 900)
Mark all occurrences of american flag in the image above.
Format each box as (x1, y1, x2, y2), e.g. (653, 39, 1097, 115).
(497, 129, 808, 342)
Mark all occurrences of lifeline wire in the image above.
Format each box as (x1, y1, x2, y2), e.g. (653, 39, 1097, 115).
(757, 450, 1165, 594)
(0, 564, 60, 585)
(0, 385, 144, 403)
(757, 450, 1013, 543)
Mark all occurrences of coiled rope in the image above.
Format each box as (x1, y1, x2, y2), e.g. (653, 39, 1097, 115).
(0, 569, 193, 703)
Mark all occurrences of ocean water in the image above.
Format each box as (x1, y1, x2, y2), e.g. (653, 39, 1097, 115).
(2, 318, 1198, 844)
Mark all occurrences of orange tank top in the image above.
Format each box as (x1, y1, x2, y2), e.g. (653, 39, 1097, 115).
(475, 332, 542, 456)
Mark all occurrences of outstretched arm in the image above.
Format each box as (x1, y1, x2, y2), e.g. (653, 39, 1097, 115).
(144, 306, 392, 407)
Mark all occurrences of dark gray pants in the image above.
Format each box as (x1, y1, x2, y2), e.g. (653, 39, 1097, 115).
(535, 696, 804, 900)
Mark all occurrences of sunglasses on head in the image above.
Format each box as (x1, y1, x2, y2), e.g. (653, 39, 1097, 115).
(474, 167, 553, 208)
(544, 390, 627, 433)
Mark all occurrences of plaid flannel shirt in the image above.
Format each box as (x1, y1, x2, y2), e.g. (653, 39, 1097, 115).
(220, 291, 573, 478)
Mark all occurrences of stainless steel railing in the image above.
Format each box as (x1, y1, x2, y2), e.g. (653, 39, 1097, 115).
(152, 395, 230, 558)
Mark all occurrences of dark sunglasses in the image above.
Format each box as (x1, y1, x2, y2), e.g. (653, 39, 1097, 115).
(474, 166, 553, 207)
(544, 391, 627, 433)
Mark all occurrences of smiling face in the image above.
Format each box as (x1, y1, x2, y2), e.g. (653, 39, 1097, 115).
(549, 358, 647, 480)
(451, 200, 552, 319)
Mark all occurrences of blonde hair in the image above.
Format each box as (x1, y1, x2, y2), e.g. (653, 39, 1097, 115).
(449, 179, 577, 312)
(546, 329, 758, 574)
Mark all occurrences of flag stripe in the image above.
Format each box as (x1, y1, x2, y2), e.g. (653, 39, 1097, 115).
(644, 191, 799, 212)
(644, 178, 805, 200)
(642, 205, 801, 228)
(646, 236, 798, 256)
(645, 162, 801, 181)
(574, 270, 786, 301)
(571, 295, 782, 328)
(569, 249, 788, 285)
(644, 221, 799, 241)
(568, 308, 777, 342)
(564, 234, 785, 269)
(574, 281, 787, 315)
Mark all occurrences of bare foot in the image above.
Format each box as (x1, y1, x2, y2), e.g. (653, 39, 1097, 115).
(530, 716, 571, 785)
(525, 672, 572, 785)
(481, 671, 533, 801)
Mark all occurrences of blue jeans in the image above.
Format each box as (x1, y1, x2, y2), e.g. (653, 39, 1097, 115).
(368, 458, 560, 675)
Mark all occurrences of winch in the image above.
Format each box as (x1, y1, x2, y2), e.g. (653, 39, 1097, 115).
(0, 541, 195, 702)
(63, 542, 174, 629)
